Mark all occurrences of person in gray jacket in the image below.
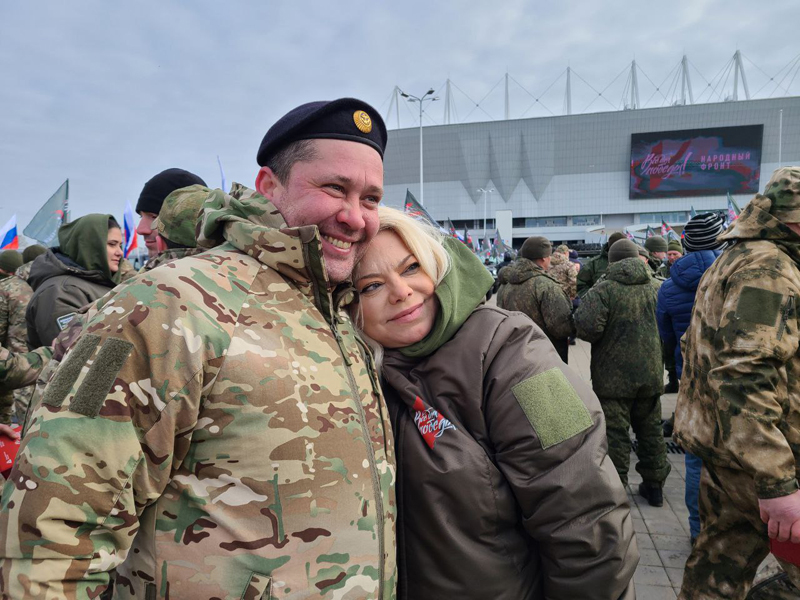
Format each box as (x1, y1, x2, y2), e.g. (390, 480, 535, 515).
(351, 206, 638, 600)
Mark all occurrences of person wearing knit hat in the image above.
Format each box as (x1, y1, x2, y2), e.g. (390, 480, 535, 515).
(135, 168, 207, 258)
(675, 166, 800, 598)
(576, 231, 627, 297)
(575, 230, 669, 507)
(21, 245, 45, 265)
(497, 235, 574, 363)
(0, 249, 33, 424)
(682, 212, 727, 253)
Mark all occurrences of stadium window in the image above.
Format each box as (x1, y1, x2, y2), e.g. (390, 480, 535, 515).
(572, 215, 601, 226)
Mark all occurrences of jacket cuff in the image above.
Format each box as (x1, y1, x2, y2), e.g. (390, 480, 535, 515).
(756, 477, 800, 499)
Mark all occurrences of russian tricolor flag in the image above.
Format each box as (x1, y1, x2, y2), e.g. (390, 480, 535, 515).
(123, 201, 138, 258)
(0, 216, 19, 250)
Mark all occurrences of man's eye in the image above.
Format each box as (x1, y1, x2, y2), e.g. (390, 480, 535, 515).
(364, 196, 381, 205)
(327, 184, 344, 193)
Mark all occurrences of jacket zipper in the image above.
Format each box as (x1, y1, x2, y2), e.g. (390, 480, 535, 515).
(777, 294, 794, 341)
(331, 317, 385, 600)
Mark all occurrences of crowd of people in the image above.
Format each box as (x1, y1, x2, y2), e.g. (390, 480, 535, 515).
(0, 95, 796, 599)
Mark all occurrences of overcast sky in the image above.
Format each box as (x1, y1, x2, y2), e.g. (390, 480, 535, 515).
(2, 0, 798, 233)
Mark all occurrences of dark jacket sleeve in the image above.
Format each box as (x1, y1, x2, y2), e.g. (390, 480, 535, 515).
(483, 313, 638, 599)
(573, 285, 609, 343)
(656, 283, 677, 355)
(540, 283, 575, 340)
(27, 281, 91, 348)
(576, 260, 595, 297)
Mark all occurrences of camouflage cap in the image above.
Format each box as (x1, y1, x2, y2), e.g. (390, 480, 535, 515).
(763, 166, 800, 223)
(152, 184, 211, 248)
(556, 244, 570, 254)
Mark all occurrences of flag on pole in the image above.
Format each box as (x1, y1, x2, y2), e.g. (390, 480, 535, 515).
(0, 216, 19, 250)
(645, 225, 655, 238)
(625, 230, 635, 240)
(661, 220, 679, 240)
(445, 218, 462, 240)
(493, 229, 508, 254)
(726, 192, 741, 223)
(217, 155, 228, 193)
(24, 179, 69, 246)
(689, 206, 697, 218)
(123, 201, 138, 258)
(462, 227, 474, 251)
(403, 189, 439, 228)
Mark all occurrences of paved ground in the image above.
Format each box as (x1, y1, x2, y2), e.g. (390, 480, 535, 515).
(568, 340, 690, 598)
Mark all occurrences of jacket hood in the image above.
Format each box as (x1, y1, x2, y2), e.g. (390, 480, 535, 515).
(27, 249, 116, 292)
(399, 237, 494, 359)
(606, 257, 652, 285)
(670, 250, 720, 291)
(719, 194, 800, 244)
(497, 257, 547, 285)
(58, 213, 121, 284)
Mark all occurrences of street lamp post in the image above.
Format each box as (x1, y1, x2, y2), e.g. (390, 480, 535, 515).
(478, 187, 494, 239)
(400, 88, 439, 206)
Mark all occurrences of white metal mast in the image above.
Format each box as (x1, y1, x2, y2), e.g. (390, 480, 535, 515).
(565, 67, 572, 115)
(505, 72, 510, 120)
(681, 55, 694, 105)
(733, 50, 751, 101)
(630, 60, 640, 109)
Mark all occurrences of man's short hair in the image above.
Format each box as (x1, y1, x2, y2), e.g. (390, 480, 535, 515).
(265, 140, 319, 185)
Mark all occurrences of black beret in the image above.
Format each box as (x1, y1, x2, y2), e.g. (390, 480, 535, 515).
(257, 98, 388, 166)
(136, 168, 207, 216)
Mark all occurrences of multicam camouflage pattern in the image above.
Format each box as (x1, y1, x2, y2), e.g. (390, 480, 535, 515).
(117, 257, 138, 282)
(142, 247, 205, 272)
(679, 462, 800, 599)
(0, 347, 51, 391)
(0, 275, 34, 424)
(548, 251, 577, 299)
(598, 395, 670, 486)
(674, 193, 800, 500)
(574, 257, 664, 399)
(576, 250, 608, 297)
(153, 184, 209, 248)
(0, 183, 397, 600)
(496, 258, 573, 344)
(12, 262, 32, 283)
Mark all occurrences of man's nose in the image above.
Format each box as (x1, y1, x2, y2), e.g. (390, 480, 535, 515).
(337, 197, 366, 232)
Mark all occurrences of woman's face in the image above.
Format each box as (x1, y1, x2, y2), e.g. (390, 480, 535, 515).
(355, 230, 437, 348)
(107, 227, 124, 273)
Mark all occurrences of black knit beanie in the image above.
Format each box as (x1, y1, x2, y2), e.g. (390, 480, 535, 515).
(683, 213, 727, 252)
(136, 168, 207, 215)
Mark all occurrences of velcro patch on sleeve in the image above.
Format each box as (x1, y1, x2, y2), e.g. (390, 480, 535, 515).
(511, 367, 593, 449)
(70, 337, 134, 418)
(42, 333, 102, 409)
(735, 286, 783, 327)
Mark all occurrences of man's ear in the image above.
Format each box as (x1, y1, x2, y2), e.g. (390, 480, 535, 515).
(256, 166, 281, 201)
(155, 234, 168, 254)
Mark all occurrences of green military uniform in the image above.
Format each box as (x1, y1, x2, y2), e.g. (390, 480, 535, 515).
(496, 257, 574, 363)
(0, 185, 397, 599)
(0, 251, 32, 424)
(574, 253, 669, 488)
(576, 232, 627, 297)
(676, 168, 800, 599)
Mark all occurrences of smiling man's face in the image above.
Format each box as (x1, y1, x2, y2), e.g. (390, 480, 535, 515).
(257, 138, 384, 283)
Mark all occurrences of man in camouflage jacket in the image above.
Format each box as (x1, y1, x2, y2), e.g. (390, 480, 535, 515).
(676, 167, 800, 599)
(576, 231, 626, 297)
(0, 99, 397, 600)
(574, 239, 670, 505)
(549, 244, 577, 299)
(496, 236, 574, 363)
(0, 251, 32, 424)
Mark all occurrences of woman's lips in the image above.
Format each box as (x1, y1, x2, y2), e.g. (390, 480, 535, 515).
(390, 302, 423, 323)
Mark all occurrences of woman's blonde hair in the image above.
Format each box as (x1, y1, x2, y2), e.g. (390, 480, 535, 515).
(351, 205, 451, 369)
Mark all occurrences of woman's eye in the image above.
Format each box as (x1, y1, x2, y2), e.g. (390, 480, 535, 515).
(361, 282, 381, 294)
(404, 262, 420, 274)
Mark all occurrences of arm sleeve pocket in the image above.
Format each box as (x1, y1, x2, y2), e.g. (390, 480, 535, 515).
(512, 367, 593, 449)
(735, 286, 783, 327)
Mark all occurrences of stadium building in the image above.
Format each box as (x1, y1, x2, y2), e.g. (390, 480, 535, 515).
(382, 95, 800, 248)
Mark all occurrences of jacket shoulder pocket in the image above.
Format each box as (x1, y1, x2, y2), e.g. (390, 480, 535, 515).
(241, 572, 272, 600)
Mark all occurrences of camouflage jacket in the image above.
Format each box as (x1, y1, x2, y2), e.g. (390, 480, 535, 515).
(0, 184, 397, 600)
(574, 258, 664, 399)
(0, 347, 51, 391)
(576, 247, 609, 297)
(496, 258, 573, 343)
(0, 275, 32, 354)
(142, 247, 204, 272)
(13, 262, 32, 283)
(117, 258, 137, 282)
(657, 261, 670, 279)
(548, 252, 577, 299)
(674, 195, 800, 499)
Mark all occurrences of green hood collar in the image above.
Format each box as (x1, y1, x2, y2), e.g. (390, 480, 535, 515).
(399, 237, 494, 358)
(606, 257, 652, 285)
(57, 213, 120, 284)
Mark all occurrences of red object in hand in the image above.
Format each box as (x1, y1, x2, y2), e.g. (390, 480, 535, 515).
(771, 538, 800, 566)
(0, 426, 21, 478)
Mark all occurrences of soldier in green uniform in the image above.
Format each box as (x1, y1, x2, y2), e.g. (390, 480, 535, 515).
(0, 251, 31, 424)
(0, 99, 397, 600)
(496, 236, 574, 363)
(644, 235, 668, 275)
(662, 239, 683, 279)
(576, 231, 626, 297)
(574, 238, 670, 506)
(676, 167, 800, 599)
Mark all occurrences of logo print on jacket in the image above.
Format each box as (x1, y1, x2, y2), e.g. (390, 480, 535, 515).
(412, 396, 456, 449)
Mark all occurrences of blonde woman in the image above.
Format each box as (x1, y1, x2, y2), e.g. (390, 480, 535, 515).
(351, 206, 638, 600)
